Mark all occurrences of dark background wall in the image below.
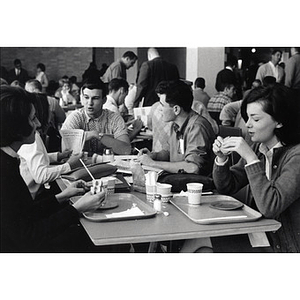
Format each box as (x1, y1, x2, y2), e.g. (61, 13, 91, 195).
(0, 47, 93, 82)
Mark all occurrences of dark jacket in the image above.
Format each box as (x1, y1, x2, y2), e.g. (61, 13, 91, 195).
(134, 57, 179, 107)
(7, 68, 29, 85)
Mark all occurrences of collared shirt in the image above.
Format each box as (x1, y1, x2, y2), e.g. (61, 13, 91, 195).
(103, 95, 119, 114)
(168, 110, 215, 173)
(17, 132, 71, 199)
(268, 61, 279, 82)
(61, 108, 129, 153)
(207, 92, 232, 113)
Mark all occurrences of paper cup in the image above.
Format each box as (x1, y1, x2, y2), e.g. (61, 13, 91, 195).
(146, 184, 156, 202)
(186, 183, 203, 205)
(156, 183, 172, 195)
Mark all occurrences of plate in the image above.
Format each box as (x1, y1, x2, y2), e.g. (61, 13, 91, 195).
(209, 200, 244, 211)
(97, 202, 119, 210)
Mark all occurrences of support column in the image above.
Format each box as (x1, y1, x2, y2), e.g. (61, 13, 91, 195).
(186, 47, 225, 97)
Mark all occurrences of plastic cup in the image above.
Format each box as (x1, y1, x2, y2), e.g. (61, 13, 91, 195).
(186, 183, 203, 205)
(156, 183, 172, 195)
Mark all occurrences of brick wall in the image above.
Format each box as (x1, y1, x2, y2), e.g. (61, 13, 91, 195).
(0, 47, 93, 82)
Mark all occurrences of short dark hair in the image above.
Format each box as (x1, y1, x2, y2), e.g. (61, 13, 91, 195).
(271, 49, 282, 55)
(122, 51, 138, 60)
(262, 76, 276, 87)
(0, 86, 35, 146)
(14, 59, 21, 66)
(155, 80, 193, 113)
(37, 63, 46, 72)
(81, 78, 107, 98)
(241, 84, 300, 146)
(108, 78, 129, 93)
(194, 77, 205, 89)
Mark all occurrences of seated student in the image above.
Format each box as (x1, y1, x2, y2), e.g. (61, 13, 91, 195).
(193, 77, 210, 108)
(0, 86, 106, 252)
(55, 78, 77, 106)
(61, 79, 131, 155)
(103, 78, 143, 141)
(137, 80, 216, 177)
(212, 83, 300, 252)
(18, 92, 82, 200)
(207, 83, 236, 125)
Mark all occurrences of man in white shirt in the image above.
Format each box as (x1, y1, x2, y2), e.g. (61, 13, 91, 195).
(256, 49, 285, 83)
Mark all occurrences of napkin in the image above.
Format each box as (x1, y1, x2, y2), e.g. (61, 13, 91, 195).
(105, 206, 144, 218)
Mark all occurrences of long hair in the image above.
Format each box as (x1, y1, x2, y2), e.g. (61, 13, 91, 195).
(241, 84, 300, 146)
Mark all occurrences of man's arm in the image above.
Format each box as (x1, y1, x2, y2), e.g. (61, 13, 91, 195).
(139, 154, 199, 174)
(220, 100, 242, 126)
(99, 134, 131, 155)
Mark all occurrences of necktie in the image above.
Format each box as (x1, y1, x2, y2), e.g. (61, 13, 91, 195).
(89, 119, 98, 154)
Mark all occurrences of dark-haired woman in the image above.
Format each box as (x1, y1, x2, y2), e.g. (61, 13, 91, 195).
(0, 86, 105, 252)
(212, 84, 300, 252)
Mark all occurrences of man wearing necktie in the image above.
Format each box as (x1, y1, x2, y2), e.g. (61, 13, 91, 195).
(8, 59, 29, 85)
(61, 79, 131, 155)
(137, 80, 216, 176)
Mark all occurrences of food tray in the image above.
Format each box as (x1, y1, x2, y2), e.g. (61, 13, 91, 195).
(71, 193, 156, 222)
(170, 195, 262, 225)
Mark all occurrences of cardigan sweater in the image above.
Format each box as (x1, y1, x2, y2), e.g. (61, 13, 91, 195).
(213, 143, 300, 252)
(0, 150, 79, 252)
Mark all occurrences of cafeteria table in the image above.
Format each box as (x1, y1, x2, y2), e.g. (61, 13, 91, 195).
(56, 178, 281, 252)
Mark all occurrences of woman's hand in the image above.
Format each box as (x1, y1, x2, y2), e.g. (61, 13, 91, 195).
(219, 136, 258, 164)
(72, 190, 106, 213)
(213, 136, 230, 163)
(58, 150, 72, 162)
(56, 180, 89, 204)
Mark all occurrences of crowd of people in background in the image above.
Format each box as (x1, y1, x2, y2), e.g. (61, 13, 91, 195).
(1, 47, 300, 253)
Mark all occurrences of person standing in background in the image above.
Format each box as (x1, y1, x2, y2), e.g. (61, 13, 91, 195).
(255, 49, 285, 84)
(134, 48, 179, 107)
(35, 63, 49, 93)
(102, 51, 138, 83)
(7, 59, 29, 85)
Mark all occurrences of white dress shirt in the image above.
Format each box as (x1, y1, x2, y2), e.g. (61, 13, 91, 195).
(17, 132, 71, 199)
